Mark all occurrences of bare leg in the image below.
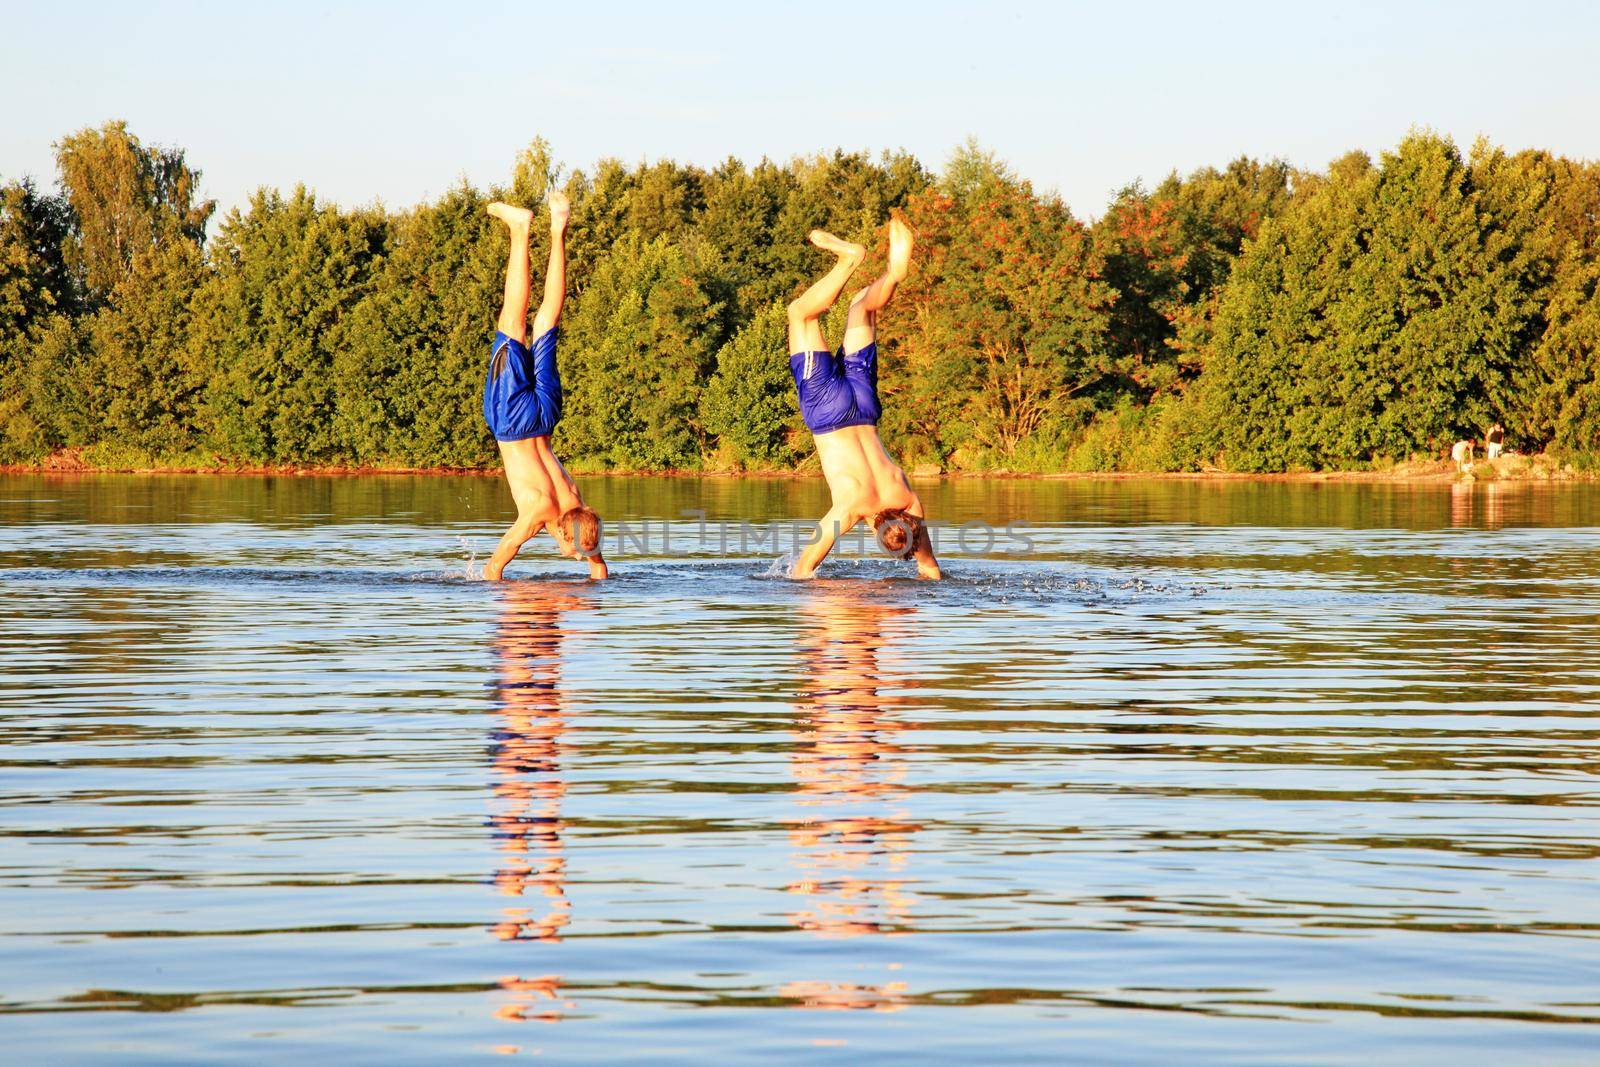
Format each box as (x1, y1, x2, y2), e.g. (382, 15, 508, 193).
(843, 217, 913, 353)
(787, 230, 865, 353)
(531, 192, 569, 338)
(488, 202, 534, 342)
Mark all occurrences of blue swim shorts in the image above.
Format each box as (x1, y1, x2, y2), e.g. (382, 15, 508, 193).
(483, 327, 562, 442)
(790, 343, 881, 436)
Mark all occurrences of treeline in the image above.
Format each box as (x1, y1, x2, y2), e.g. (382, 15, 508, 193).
(2, 122, 1596, 472)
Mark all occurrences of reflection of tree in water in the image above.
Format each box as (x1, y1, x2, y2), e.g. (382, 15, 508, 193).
(488, 583, 587, 1028)
(784, 589, 921, 1011)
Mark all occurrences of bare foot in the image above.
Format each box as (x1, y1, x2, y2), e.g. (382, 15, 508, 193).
(887, 217, 914, 281)
(487, 202, 533, 230)
(547, 191, 570, 232)
(809, 229, 866, 261)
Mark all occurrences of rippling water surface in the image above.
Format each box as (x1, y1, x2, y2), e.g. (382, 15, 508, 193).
(2, 474, 1598, 1064)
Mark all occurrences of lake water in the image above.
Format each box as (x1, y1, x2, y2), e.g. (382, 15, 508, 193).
(2, 474, 1598, 1065)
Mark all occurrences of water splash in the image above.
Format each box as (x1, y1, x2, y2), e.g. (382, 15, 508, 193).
(763, 552, 799, 580)
(443, 534, 484, 582)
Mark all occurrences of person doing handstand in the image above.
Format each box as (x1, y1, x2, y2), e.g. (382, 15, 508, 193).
(481, 194, 608, 580)
(787, 218, 941, 580)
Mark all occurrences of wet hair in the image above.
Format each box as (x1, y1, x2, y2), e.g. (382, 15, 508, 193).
(872, 508, 923, 560)
(557, 506, 602, 556)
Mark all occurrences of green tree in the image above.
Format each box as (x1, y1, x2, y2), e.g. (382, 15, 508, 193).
(562, 157, 637, 299)
(510, 137, 561, 207)
(193, 187, 386, 463)
(627, 159, 706, 240)
(0, 179, 78, 459)
(1528, 252, 1600, 453)
(79, 239, 209, 454)
(0, 314, 93, 459)
(558, 233, 727, 469)
(334, 184, 502, 466)
(940, 138, 1016, 206)
(1470, 148, 1600, 452)
(1520, 157, 1600, 454)
(54, 121, 213, 301)
(700, 302, 800, 468)
(699, 158, 798, 318)
(0, 179, 75, 337)
(1202, 134, 1539, 470)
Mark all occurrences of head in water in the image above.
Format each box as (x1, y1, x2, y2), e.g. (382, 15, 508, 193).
(872, 508, 923, 560)
(554, 506, 602, 559)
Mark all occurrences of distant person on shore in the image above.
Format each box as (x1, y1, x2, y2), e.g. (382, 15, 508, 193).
(1451, 439, 1475, 470)
(481, 194, 608, 581)
(1485, 423, 1505, 460)
(787, 218, 941, 580)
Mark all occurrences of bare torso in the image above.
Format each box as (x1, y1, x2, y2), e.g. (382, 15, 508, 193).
(484, 436, 606, 579)
(500, 435, 583, 520)
(813, 425, 917, 518)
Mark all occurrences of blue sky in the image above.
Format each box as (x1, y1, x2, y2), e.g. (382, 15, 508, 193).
(3, 0, 1595, 222)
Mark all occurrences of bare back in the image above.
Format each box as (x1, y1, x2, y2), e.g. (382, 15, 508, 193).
(814, 425, 916, 520)
(498, 437, 564, 526)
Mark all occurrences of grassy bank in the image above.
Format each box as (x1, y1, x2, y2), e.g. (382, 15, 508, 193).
(6, 447, 1595, 484)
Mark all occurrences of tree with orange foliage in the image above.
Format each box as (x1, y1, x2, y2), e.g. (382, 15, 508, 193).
(1095, 158, 1295, 397)
(880, 175, 1113, 465)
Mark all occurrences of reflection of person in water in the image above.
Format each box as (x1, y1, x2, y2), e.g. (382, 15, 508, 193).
(488, 583, 587, 1026)
(1449, 479, 1511, 531)
(784, 588, 920, 1011)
